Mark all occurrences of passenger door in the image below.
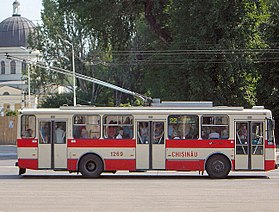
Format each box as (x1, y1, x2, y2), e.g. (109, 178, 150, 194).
(38, 119, 67, 169)
(136, 121, 165, 170)
(235, 121, 264, 170)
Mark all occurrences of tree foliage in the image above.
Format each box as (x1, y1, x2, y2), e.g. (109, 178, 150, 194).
(32, 0, 278, 114)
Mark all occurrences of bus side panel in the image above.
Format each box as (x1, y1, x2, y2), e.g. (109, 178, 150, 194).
(166, 139, 234, 171)
(18, 159, 38, 170)
(17, 139, 38, 170)
(265, 140, 277, 171)
(67, 139, 136, 171)
(67, 159, 136, 171)
(104, 159, 136, 171)
(166, 160, 204, 171)
(68, 159, 78, 171)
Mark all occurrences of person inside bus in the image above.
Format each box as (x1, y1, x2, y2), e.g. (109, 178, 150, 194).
(80, 128, 89, 139)
(55, 124, 66, 144)
(208, 129, 220, 139)
(238, 124, 247, 140)
(221, 128, 229, 139)
(139, 122, 149, 143)
(116, 128, 124, 139)
(153, 123, 164, 144)
(123, 117, 132, 139)
(107, 121, 116, 138)
(24, 128, 33, 138)
(40, 123, 50, 143)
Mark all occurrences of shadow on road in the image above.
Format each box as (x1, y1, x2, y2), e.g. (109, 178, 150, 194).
(0, 174, 269, 180)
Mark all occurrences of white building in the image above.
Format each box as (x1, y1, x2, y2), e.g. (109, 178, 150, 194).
(0, 0, 38, 111)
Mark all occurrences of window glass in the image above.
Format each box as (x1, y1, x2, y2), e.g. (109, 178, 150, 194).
(22, 60, 27, 72)
(202, 115, 229, 139)
(103, 115, 133, 139)
(1, 61, 5, 74)
(55, 122, 66, 144)
(39, 121, 51, 144)
(21, 115, 36, 138)
(251, 122, 263, 155)
(10, 60, 16, 74)
(168, 115, 199, 139)
(267, 119, 275, 145)
(73, 115, 100, 139)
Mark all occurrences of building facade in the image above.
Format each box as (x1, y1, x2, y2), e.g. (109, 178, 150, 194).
(0, 0, 38, 112)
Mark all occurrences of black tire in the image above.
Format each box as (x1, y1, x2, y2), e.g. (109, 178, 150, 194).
(206, 155, 231, 179)
(79, 154, 104, 178)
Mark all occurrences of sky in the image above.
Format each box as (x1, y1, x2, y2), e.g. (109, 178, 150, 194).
(0, 0, 43, 23)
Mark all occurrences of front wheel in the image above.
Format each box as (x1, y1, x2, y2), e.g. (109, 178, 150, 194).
(206, 155, 231, 179)
(79, 155, 104, 178)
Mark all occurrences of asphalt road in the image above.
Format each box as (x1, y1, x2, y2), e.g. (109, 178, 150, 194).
(0, 159, 279, 212)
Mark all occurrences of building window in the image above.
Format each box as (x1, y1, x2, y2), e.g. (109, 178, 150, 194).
(22, 60, 27, 72)
(10, 60, 16, 74)
(1, 61, 5, 74)
(3, 92, 10, 95)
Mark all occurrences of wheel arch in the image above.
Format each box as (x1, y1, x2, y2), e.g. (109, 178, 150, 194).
(204, 152, 232, 171)
(77, 152, 105, 172)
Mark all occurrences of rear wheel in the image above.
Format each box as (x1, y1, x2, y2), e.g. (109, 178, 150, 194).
(206, 155, 231, 179)
(79, 155, 103, 178)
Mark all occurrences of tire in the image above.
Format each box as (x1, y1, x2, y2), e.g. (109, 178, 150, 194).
(206, 155, 231, 179)
(79, 154, 104, 178)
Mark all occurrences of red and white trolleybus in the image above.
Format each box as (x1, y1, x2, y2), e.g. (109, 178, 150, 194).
(16, 102, 277, 178)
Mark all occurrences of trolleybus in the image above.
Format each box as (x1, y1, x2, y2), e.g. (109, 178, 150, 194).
(16, 102, 277, 178)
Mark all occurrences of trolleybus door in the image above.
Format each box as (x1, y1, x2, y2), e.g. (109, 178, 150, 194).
(235, 121, 264, 170)
(136, 121, 165, 170)
(38, 119, 67, 169)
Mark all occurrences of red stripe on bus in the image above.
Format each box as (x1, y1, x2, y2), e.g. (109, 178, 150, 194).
(166, 160, 205, 171)
(18, 158, 38, 170)
(265, 140, 276, 148)
(166, 139, 234, 148)
(67, 139, 136, 148)
(231, 159, 235, 171)
(265, 160, 276, 171)
(68, 159, 78, 171)
(104, 159, 136, 171)
(17, 139, 38, 147)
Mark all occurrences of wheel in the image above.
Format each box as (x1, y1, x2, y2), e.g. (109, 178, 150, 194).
(79, 155, 104, 178)
(206, 155, 231, 179)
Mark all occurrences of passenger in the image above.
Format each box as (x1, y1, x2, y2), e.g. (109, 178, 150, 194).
(24, 128, 33, 138)
(107, 121, 116, 138)
(221, 128, 229, 139)
(123, 117, 132, 139)
(238, 124, 247, 139)
(116, 128, 124, 139)
(154, 123, 164, 143)
(41, 123, 50, 143)
(140, 122, 149, 143)
(208, 130, 220, 139)
(55, 124, 66, 143)
(80, 128, 89, 138)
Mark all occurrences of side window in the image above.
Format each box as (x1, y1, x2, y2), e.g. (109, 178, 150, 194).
(202, 115, 229, 139)
(103, 115, 133, 139)
(73, 115, 100, 139)
(267, 119, 275, 145)
(21, 115, 36, 138)
(168, 115, 199, 139)
(39, 121, 51, 144)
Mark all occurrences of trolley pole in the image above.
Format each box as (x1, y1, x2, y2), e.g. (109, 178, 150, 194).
(64, 40, 76, 106)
